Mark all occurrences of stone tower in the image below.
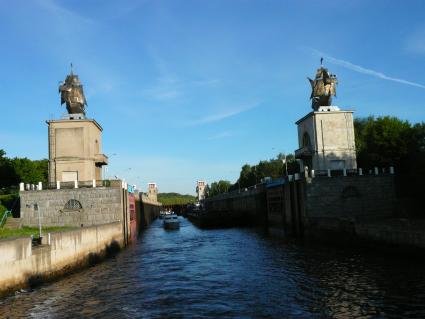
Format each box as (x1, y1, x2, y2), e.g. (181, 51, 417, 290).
(47, 69, 108, 184)
(295, 62, 357, 171)
(147, 183, 158, 202)
(196, 180, 206, 201)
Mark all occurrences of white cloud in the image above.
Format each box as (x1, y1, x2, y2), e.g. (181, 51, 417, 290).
(311, 49, 425, 90)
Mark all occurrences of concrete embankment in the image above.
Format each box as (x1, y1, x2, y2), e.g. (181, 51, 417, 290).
(0, 222, 123, 297)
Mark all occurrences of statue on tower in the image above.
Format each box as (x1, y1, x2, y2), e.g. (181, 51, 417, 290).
(307, 58, 338, 110)
(58, 64, 87, 115)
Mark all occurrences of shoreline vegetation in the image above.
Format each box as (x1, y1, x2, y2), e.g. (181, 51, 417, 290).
(157, 192, 196, 206)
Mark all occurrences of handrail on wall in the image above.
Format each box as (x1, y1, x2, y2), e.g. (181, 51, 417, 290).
(0, 210, 11, 228)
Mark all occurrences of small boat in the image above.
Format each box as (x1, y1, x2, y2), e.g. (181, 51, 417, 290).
(163, 214, 180, 230)
(159, 210, 173, 219)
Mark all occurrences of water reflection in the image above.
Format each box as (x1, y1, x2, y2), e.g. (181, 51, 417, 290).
(0, 218, 425, 318)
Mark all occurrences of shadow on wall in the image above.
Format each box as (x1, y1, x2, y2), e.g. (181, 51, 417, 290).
(26, 239, 122, 289)
(394, 174, 425, 218)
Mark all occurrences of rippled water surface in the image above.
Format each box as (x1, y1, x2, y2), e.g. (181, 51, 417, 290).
(1, 218, 425, 318)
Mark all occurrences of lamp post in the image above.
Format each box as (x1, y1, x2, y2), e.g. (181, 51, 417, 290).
(282, 156, 288, 176)
(33, 203, 42, 241)
(105, 153, 118, 179)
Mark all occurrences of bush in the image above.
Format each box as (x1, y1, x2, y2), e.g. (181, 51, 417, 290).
(0, 194, 19, 210)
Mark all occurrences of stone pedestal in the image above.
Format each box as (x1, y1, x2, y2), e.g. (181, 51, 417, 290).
(295, 106, 357, 171)
(47, 118, 108, 184)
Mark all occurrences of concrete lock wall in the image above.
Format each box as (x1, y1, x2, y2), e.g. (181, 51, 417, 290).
(20, 187, 123, 227)
(204, 186, 268, 226)
(304, 175, 396, 234)
(0, 222, 123, 296)
(140, 197, 161, 227)
(265, 174, 396, 237)
(133, 195, 161, 235)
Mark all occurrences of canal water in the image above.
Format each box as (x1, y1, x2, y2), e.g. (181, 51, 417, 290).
(1, 217, 425, 318)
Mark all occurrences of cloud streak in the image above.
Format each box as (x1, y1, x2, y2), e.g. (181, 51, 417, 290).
(35, 0, 94, 25)
(311, 49, 425, 90)
(192, 103, 258, 126)
(206, 131, 234, 140)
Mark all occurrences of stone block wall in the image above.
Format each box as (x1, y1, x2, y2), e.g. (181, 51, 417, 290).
(304, 174, 396, 235)
(20, 187, 124, 227)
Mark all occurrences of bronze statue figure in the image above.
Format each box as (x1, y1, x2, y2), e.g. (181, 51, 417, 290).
(58, 64, 87, 115)
(307, 59, 338, 110)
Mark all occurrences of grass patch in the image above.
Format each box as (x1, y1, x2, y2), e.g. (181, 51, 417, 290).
(0, 226, 77, 240)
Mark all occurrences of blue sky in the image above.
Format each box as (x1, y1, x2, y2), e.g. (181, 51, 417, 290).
(1, 0, 424, 194)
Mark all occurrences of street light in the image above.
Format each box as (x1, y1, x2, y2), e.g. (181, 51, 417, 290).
(282, 156, 288, 176)
(105, 153, 118, 179)
(32, 203, 42, 242)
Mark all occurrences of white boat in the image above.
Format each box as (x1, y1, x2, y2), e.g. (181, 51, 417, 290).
(160, 210, 173, 219)
(163, 214, 180, 230)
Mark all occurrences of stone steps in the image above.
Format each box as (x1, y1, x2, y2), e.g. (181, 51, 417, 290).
(3, 218, 22, 230)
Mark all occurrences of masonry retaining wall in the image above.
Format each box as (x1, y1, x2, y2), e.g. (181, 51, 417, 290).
(304, 175, 396, 235)
(306, 175, 395, 220)
(0, 222, 123, 296)
(20, 187, 123, 227)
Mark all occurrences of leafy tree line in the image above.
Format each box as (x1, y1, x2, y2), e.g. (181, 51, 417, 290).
(0, 149, 48, 190)
(205, 153, 298, 198)
(354, 116, 425, 174)
(157, 192, 197, 205)
(207, 180, 233, 197)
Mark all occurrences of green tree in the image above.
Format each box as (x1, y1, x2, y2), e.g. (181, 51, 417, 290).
(10, 158, 48, 184)
(0, 150, 48, 188)
(0, 150, 18, 188)
(354, 116, 424, 173)
(234, 153, 298, 189)
(237, 164, 255, 189)
(208, 180, 232, 197)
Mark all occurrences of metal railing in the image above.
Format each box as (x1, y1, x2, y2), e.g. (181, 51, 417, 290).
(206, 183, 266, 201)
(0, 210, 11, 228)
(311, 167, 395, 178)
